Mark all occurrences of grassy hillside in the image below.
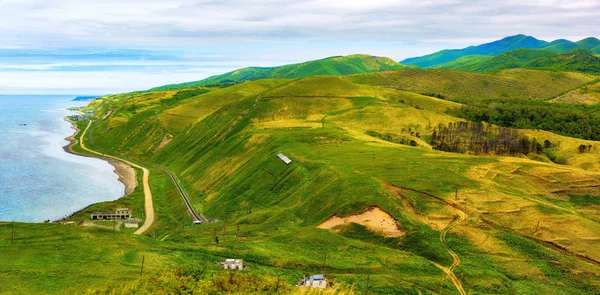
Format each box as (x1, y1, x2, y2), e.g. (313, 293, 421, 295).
(6, 65, 600, 294)
(61, 70, 600, 294)
(435, 49, 556, 72)
(151, 54, 405, 91)
(526, 49, 600, 74)
(401, 34, 549, 68)
(348, 68, 594, 102)
(435, 48, 600, 75)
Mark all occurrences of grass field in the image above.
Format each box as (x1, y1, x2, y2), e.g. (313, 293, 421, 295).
(4, 67, 600, 294)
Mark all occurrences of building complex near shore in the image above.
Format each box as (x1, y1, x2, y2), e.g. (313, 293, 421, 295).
(90, 208, 131, 220)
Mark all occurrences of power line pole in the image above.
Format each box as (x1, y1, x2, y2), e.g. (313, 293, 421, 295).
(11, 221, 14, 244)
(321, 253, 327, 275)
(140, 255, 145, 277)
(364, 268, 371, 295)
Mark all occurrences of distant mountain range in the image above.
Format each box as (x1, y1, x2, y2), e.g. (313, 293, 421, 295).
(151, 54, 405, 91)
(401, 34, 600, 68)
(151, 35, 600, 91)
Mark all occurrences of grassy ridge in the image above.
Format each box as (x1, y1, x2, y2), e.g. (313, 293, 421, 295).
(151, 54, 405, 91)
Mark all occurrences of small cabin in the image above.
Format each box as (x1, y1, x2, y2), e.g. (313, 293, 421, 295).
(220, 259, 244, 270)
(277, 152, 292, 165)
(124, 218, 142, 228)
(297, 274, 327, 289)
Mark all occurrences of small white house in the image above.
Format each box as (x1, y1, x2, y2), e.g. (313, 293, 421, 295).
(298, 274, 327, 289)
(220, 259, 244, 270)
(124, 218, 142, 228)
(277, 153, 292, 165)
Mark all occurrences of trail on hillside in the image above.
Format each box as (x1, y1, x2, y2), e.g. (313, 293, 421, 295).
(79, 121, 155, 235)
(387, 184, 468, 295)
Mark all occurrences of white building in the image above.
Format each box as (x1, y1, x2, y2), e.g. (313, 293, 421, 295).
(298, 274, 327, 289)
(220, 259, 244, 270)
(277, 153, 292, 165)
(124, 218, 142, 228)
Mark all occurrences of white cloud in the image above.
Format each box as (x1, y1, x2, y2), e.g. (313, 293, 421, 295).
(0, 0, 598, 93)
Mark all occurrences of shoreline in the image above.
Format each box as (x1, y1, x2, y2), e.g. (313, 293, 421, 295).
(63, 117, 138, 196)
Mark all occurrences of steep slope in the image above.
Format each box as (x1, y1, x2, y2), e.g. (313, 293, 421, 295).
(401, 34, 548, 68)
(151, 54, 405, 90)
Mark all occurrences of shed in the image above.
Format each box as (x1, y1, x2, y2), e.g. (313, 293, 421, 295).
(220, 259, 244, 270)
(124, 218, 142, 228)
(297, 274, 327, 289)
(277, 153, 292, 165)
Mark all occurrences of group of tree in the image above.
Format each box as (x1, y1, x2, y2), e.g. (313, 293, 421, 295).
(431, 121, 544, 156)
(579, 144, 594, 153)
(366, 130, 418, 146)
(453, 99, 600, 141)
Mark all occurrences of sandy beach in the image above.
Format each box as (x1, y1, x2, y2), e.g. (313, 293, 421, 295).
(63, 117, 137, 196)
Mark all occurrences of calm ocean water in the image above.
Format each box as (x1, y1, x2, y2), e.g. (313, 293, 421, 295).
(0, 95, 124, 222)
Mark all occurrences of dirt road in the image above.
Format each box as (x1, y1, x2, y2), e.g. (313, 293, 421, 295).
(79, 121, 155, 235)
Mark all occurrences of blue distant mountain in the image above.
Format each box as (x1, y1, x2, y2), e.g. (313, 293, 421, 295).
(401, 35, 600, 68)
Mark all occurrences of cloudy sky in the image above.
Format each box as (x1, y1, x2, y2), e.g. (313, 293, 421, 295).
(0, 0, 598, 94)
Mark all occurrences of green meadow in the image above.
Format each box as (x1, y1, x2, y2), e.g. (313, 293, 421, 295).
(4, 54, 600, 294)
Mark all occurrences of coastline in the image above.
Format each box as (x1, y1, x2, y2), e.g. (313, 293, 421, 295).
(63, 117, 137, 196)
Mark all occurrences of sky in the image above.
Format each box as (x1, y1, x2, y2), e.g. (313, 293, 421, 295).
(0, 0, 598, 94)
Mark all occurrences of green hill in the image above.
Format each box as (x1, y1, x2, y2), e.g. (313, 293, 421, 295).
(543, 39, 581, 52)
(151, 54, 406, 90)
(434, 48, 600, 74)
(402, 35, 600, 69)
(576, 37, 600, 50)
(401, 34, 549, 68)
(526, 49, 600, 74)
(6, 56, 600, 294)
(435, 49, 557, 72)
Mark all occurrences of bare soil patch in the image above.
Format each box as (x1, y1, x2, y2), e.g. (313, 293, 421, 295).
(318, 207, 403, 237)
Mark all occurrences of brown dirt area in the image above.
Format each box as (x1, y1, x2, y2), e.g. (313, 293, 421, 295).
(318, 207, 403, 237)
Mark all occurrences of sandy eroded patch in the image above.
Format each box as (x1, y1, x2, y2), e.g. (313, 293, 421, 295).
(318, 207, 403, 237)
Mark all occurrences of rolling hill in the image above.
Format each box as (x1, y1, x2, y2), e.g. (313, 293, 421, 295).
(151, 54, 406, 91)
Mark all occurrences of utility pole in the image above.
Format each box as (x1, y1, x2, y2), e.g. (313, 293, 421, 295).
(11, 221, 14, 244)
(364, 268, 371, 295)
(140, 255, 145, 277)
(321, 253, 327, 275)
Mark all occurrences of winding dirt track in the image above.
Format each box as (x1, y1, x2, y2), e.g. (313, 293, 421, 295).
(389, 184, 467, 295)
(79, 121, 155, 235)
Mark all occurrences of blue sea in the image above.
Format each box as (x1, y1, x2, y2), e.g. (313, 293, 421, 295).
(0, 95, 124, 222)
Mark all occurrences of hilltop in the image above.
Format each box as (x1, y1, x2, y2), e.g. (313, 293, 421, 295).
(151, 54, 405, 91)
(402, 35, 600, 68)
